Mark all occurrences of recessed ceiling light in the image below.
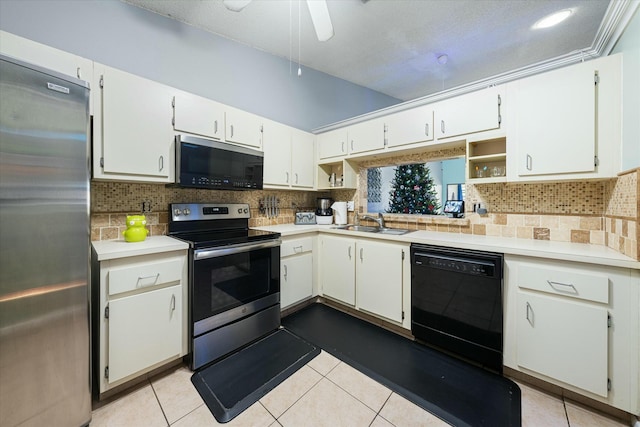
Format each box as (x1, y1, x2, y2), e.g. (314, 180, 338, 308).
(532, 9, 573, 29)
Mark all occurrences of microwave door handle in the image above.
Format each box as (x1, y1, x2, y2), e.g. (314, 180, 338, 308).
(194, 239, 282, 260)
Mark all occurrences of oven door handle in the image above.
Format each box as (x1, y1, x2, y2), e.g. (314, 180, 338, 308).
(194, 238, 282, 260)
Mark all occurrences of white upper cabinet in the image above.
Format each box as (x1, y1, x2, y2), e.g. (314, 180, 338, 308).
(291, 129, 315, 188)
(318, 128, 349, 160)
(263, 120, 293, 186)
(347, 117, 386, 155)
(93, 63, 174, 182)
(435, 85, 502, 139)
(512, 54, 621, 180)
(385, 105, 435, 148)
(172, 91, 224, 140)
(263, 121, 315, 189)
(225, 106, 263, 149)
(0, 31, 94, 112)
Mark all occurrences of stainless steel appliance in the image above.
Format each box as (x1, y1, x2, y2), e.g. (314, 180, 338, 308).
(174, 135, 264, 190)
(168, 203, 281, 370)
(410, 244, 504, 373)
(0, 55, 91, 426)
(316, 197, 333, 224)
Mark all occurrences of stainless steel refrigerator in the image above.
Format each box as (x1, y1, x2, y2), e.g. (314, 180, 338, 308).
(0, 55, 91, 426)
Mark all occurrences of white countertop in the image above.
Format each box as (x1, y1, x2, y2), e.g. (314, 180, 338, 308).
(253, 224, 640, 270)
(92, 236, 189, 261)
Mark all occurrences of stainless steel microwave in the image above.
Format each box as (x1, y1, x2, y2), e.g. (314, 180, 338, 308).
(174, 135, 263, 190)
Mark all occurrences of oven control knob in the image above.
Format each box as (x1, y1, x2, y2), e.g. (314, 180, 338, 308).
(237, 208, 242, 214)
(183, 208, 191, 216)
(243, 208, 249, 214)
(174, 208, 181, 216)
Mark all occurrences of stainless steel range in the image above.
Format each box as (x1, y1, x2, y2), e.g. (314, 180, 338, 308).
(169, 203, 281, 370)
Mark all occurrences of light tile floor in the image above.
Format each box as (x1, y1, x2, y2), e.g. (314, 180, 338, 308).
(91, 351, 629, 427)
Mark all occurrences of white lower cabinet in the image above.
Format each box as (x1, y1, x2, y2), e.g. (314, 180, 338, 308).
(356, 239, 404, 323)
(93, 248, 188, 395)
(280, 236, 314, 309)
(319, 235, 356, 305)
(108, 284, 183, 383)
(516, 290, 608, 397)
(504, 255, 640, 414)
(319, 235, 408, 325)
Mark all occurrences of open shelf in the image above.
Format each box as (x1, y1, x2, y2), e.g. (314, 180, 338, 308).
(317, 160, 358, 190)
(467, 137, 506, 182)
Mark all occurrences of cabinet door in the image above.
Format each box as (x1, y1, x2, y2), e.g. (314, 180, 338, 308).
(291, 129, 315, 188)
(436, 86, 501, 139)
(263, 120, 292, 186)
(348, 118, 385, 155)
(386, 105, 435, 147)
(99, 65, 173, 180)
(516, 290, 608, 397)
(108, 285, 182, 383)
(318, 128, 348, 159)
(320, 236, 355, 305)
(515, 63, 595, 177)
(225, 106, 262, 148)
(0, 31, 93, 83)
(173, 91, 224, 140)
(356, 240, 403, 323)
(281, 253, 313, 309)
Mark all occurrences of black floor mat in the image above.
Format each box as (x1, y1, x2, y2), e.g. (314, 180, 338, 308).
(191, 328, 320, 423)
(282, 303, 521, 427)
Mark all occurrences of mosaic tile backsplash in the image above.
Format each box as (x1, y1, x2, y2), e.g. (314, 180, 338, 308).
(91, 168, 639, 261)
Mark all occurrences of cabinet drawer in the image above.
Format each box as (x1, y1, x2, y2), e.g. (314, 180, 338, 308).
(108, 258, 183, 296)
(281, 237, 313, 257)
(518, 263, 608, 304)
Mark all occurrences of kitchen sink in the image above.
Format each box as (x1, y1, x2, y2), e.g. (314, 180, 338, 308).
(332, 225, 411, 235)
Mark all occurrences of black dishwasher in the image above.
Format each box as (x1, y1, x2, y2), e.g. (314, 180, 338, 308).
(411, 244, 504, 373)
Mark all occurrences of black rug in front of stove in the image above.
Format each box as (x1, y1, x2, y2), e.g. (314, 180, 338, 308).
(191, 328, 320, 423)
(282, 303, 521, 427)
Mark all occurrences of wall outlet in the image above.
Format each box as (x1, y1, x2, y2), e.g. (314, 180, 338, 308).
(347, 201, 355, 211)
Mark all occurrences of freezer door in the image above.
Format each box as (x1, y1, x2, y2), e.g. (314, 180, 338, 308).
(0, 55, 91, 427)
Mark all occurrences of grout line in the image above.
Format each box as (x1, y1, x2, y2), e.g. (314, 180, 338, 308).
(148, 379, 170, 426)
(562, 396, 571, 427)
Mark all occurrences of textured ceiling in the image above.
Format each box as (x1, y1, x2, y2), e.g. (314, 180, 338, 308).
(123, 0, 618, 101)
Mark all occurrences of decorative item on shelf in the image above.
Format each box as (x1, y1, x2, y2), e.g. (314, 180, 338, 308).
(259, 195, 280, 219)
(491, 166, 506, 177)
(122, 215, 148, 242)
(475, 165, 489, 178)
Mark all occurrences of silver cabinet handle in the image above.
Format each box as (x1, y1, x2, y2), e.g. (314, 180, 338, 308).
(351, 140, 354, 151)
(348, 246, 352, 259)
(526, 302, 534, 326)
(341, 141, 345, 153)
(159, 155, 164, 171)
(440, 120, 445, 134)
(526, 154, 532, 171)
(137, 273, 160, 287)
(293, 245, 303, 253)
(283, 264, 288, 280)
(547, 280, 578, 294)
(360, 247, 363, 261)
(214, 120, 218, 135)
(425, 123, 429, 136)
(230, 124, 234, 138)
(170, 294, 176, 311)
(76, 67, 81, 79)
(295, 173, 299, 184)
(286, 171, 289, 183)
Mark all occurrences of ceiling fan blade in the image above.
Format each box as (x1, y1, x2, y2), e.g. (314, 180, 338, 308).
(223, 0, 252, 12)
(306, 0, 334, 41)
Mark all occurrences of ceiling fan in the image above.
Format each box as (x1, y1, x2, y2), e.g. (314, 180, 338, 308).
(223, 0, 334, 41)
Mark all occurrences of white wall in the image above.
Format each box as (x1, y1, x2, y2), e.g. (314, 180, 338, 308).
(0, 0, 400, 131)
(612, 7, 640, 170)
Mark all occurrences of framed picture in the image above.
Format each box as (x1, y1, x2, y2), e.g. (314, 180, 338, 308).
(443, 200, 464, 218)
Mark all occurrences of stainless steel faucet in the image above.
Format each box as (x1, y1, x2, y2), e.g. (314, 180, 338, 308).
(359, 212, 386, 228)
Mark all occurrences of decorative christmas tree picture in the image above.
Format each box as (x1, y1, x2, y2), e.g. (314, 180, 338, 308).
(387, 164, 441, 214)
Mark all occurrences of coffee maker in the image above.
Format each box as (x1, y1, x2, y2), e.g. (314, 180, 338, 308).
(316, 197, 333, 225)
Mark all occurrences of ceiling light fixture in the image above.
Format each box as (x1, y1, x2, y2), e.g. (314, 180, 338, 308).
(532, 9, 573, 29)
(437, 54, 448, 65)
